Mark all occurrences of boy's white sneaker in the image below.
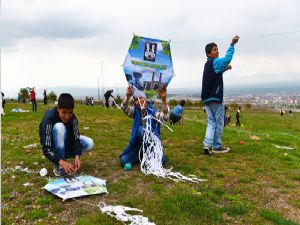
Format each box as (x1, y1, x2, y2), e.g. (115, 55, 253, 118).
(212, 146, 230, 154)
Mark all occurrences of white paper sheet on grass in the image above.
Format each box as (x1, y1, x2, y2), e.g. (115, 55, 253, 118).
(43, 175, 108, 201)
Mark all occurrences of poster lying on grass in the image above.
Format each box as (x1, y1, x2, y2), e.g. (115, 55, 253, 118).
(43, 175, 108, 201)
(123, 34, 174, 97)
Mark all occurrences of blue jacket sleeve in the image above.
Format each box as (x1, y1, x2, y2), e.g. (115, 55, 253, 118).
(213, 45, 235, 73)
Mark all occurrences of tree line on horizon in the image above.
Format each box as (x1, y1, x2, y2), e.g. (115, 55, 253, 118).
(11, 88, 251, 110)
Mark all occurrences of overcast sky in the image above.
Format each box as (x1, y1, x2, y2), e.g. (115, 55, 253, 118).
(1, 0, 300, 96)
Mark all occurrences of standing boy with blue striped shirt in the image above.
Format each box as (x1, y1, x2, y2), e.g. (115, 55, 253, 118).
(201, 35, 239, 154)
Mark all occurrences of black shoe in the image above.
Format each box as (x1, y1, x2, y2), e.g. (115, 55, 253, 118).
(212, 146, 230, 154)
(203, 146, 212, 155)
(53, 165, 67, 177)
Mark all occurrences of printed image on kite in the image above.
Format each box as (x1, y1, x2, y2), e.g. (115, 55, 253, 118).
(123, 35, 174, 97)
(43, 175, 108, 201)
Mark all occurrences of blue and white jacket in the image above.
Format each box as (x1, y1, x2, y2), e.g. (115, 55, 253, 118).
(201, 45, 235, 104)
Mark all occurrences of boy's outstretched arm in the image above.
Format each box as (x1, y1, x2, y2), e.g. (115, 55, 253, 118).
(214, 35, 239, 73)
(121, 86, 135, 118)
(231, 35, 239, 45)
(123, 86, 133, 105)
(158, 86, 168, 113)
(156, 86, 169, 122)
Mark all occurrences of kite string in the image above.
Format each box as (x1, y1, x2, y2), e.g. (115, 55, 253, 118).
(172, 0, 299, 46)
(72, 197, 99, 208)
(239, 0, 273, 35)
(112, 98, 121, 109)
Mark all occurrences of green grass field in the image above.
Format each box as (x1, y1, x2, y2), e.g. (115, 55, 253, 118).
(1, 102, 300, 225)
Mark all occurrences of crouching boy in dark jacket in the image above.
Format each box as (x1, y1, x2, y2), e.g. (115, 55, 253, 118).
(39, 93, 94, 176)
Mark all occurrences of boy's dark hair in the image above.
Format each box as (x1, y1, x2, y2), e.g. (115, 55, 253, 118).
(205, 42, 217, 57)
(58, 93, 74, 109)
(180, 100, 186, 106)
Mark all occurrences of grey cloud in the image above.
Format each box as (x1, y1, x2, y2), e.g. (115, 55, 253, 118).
(1, 13, 109, 47)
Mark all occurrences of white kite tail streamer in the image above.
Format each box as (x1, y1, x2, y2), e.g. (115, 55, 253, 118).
(99, 203, 156, 225)
(139, 113, 206, 183)
(72, 198, 156, 225)
(140, 115, 167, 178)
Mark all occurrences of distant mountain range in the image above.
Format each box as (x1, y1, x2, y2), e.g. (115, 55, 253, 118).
(225, 81, 300, 96)
(3, 81, 299, 99)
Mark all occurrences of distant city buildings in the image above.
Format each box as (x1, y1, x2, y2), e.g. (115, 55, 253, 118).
(168, 92, 300, 111)
(223, 93, 300, 109)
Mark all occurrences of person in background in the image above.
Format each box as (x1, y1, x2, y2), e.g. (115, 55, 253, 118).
(104, 89, 114, 108)
(43, 90, 48, 105)
(18, 92, 21, 103)
(28, 87, 37, 112)
(236, 106, 241, 127)
(91, 97, 94, 106)
(170, 100, 186, 125)
(1, 92, 5, 116)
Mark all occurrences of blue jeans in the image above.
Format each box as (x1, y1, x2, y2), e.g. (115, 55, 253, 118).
(120, 125, 144, 166)
(52, 123, 94, 160)
(203, 102, 224, 149)
(169, 113, 181, 124)
(31, 99, 37, 112)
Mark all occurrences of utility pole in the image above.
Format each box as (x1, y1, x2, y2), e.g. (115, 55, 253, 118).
(101, 61, 104, 100)
(97, 77, 100, 102)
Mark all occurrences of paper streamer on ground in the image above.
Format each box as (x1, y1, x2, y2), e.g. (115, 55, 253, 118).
(272, 144, 294, 150)
(1, 165, 40, 175)
(11, 108, 30, 112)
(71, 198, 156, 225)
(99, 202, 156, 225)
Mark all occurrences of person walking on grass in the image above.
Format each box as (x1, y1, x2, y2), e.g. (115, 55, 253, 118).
(201, 35, 239, 154)
(39, 93, 94, 176)
(29, 87, 37, 112)
(236, 106, 241, 127)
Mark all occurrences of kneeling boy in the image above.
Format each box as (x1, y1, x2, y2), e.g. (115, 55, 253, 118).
(39, 93, 94, 176)
(119, 86, 169, 169)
